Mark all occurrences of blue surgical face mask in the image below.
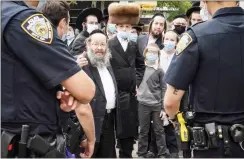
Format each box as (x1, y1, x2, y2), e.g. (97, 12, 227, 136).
(117, 31, 129, 40)
(129, 33, 138, 42)
(164, 40, 176, 51)
(200, 7, 211, 21)
(108, 24, 116, 34)
(146, 54, 158, 64)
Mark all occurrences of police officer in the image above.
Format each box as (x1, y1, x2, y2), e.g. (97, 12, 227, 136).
(2, 1, 95, 158)
(163, 1, 244, 158)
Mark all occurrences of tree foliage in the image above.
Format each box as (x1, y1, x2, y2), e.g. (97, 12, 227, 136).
(67, 0, 192, 21)
(157, 1, 192, 21)
(69, 0, 78, 5)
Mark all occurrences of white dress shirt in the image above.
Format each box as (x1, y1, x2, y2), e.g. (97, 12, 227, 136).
(147, 36, 157, 45)
(117, 36, 128, 52)
(97, 66, 116, 109)
(160, 50, 175, 73)
(67, 37, 75, 46)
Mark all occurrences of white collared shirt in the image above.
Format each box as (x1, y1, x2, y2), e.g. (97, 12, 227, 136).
(117, 36, 128, 52)
(67, 38, 74, 46)
(148, 36, 157, 45)
(97, 66, 116, 110)
(160, 50, 175, 73)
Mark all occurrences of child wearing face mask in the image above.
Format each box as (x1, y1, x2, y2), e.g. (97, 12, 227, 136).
(145, 32, 180, 158)
(160, 30, 179, 73)
(137, 43, 171, 158)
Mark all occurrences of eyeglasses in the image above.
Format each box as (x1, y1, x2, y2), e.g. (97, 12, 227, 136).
(147, 51, 159, 55)
(91, 43, 107, 48)
(147, 48, 159, 53)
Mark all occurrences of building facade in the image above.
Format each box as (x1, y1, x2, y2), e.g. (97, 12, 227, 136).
(69, 1, 117, 27)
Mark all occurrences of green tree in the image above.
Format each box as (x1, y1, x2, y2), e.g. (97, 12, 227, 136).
(69, 0, 77, 5)
(157, 1, 192, 21)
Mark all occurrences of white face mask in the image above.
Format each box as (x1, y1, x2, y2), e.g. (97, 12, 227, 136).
(86, 24, 99, 34)
(67, 31, 75, 40)
(200, 2, 212, 21)
(61, 33, 67, 42)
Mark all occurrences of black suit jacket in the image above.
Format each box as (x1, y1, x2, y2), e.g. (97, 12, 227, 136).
(70, 31, 89, 56)
(109, 36, 145, 91)
(137, 34, 164, 55)
(108, 36, 145, 138)
(82, 62, 119, 142)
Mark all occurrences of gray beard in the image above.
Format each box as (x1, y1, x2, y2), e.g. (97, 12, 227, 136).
(87, 49, 112, 68)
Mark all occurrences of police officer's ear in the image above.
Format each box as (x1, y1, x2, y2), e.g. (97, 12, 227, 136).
(59, 18, 67, 29)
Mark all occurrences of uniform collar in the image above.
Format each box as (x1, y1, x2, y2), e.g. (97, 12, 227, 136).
(213, 7, 244, 19)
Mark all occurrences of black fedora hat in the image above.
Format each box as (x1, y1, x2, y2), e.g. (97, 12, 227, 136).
(103, 8, 109, 21)
(76, 7, 103, 31)
(186, 2, 201, 18)
(132, 23, 144, 32)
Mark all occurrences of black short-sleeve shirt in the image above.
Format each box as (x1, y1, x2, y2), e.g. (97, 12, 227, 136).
(2, 2, 81, 134)
(163, 7, 244, 124)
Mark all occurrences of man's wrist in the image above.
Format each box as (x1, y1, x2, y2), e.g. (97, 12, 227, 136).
(169, 117, 177, 122)
(168, 114, 177, 121)
(87, 139, 96, 144)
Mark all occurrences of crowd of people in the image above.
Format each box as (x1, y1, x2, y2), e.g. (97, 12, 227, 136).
(2, 0, 244, 158)
(60, 2, 201, 158)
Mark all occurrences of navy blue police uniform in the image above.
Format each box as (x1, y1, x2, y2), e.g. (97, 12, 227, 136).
(164, 7, 244, 158)
(2, 1, 81, 157)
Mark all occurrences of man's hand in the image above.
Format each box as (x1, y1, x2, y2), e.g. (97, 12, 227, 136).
(76, 51, 88, 67)
(159, 110, 167, 120)
(160, 110, 170, 126)
(56, 90, 79, 112)
(80, 139, 95, 158)
(75, 103, 96, 157)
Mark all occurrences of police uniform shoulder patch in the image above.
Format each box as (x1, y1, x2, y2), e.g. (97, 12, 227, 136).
(21, 14, 53, 44)
(176, 33, 192, 56)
